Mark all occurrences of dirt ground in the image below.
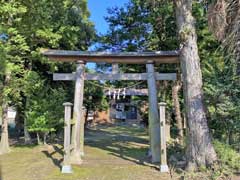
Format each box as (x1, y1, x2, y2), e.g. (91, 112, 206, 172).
(0, 125, 172, 180)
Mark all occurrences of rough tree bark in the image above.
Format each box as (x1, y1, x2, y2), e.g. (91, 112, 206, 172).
(23, 98, 32, 144)
(174, 0, 217, 170)
(224, 0, 240, 75)
(24, 118, 32, 144)
(208, 0, 240, 75)
(24, 61, 33, 144)
(172, 76, 184, 145)
(43, 133, 48, 145)
(36, 132, 41, 145)
(0, 73, 11, 154)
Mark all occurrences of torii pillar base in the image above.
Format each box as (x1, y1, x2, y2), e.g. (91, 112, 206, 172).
(62, 165, 73, 174)
(160, 165, 169, 173)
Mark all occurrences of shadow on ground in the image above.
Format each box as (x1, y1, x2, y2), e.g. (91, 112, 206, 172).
(84, 125, 157, 168)
(39, 125, 154, 168)
(42, 145, 63, 170)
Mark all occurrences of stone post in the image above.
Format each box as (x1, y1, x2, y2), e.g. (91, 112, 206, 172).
(159, 102, 169, 172)
(146, 62, 160, 163)
(80, 106, 86, 156)
(71, 61, 85, 164)
(62, 102, 73, 173)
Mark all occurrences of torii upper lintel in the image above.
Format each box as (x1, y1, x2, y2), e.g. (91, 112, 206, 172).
(42, 49, 180, 64)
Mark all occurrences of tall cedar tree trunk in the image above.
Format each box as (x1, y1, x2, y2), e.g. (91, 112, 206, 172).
(0, 73, 11, 154)
(172, 79, 184, 145)
(14, 108, 21, 139)
(18, 96, 32, 144)
(24, 117, 32, 144)
(24, 60, 32, 144)
(36, 132, 42, 145)
(229, 1, 240, 75)
(208, 0, 240, 75)
(24, 98, 32, 144)
(174, 0, 217, 170)
(43, 133, 48, 145)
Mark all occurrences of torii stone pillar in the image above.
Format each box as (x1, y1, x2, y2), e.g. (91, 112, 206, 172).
(146, 62, 160, 163)
(70, 61, 85, 164)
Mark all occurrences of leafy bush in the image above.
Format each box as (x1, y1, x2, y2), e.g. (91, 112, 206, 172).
(25, 72, 67, 144)
(214, 140, 240, 172)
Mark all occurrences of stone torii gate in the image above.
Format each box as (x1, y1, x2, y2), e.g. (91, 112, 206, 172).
(42, 50, 179, 171)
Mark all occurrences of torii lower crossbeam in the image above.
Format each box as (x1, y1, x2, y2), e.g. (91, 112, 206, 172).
(53, 73, 176, 81)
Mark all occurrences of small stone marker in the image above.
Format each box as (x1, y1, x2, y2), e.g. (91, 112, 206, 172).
(80, 106, 86, 157)
(159, 102, 169, 173)
(62, 102, 73, 174)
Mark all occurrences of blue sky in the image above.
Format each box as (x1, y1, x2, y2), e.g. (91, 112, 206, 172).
(87, 0, 129, 69)
(88, 0, 129, 34)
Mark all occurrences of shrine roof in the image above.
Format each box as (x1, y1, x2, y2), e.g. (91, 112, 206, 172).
(42, 49, 180, 64)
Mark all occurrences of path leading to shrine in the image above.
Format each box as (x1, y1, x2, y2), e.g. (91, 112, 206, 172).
(0, 125, 171, 180)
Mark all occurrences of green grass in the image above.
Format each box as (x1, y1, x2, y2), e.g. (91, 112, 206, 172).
(3, 125, 239, 180)
(0, 125, 170, 180)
